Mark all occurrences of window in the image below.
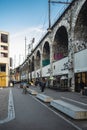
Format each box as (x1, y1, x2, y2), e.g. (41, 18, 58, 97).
(1, 34, 8, 43)
(0, 64, 6, 72)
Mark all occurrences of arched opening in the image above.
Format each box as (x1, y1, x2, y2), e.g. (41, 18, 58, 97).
(29, 59, 31, 73)
(28, 59, 32, 81)
(42, 42, 50, 67)
(32, 56, 34, 71)
(74, 1, 87, 52)
(53, 26, 68, 61)
(74, 1, 87, 92)
(36, 50, 41, 69)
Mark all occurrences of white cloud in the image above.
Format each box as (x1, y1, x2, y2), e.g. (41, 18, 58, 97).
(10, 26, 46, 68)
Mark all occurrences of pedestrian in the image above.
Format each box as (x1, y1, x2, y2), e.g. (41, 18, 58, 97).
(35, 78, 39, 86)
(40, 78, 46, 92)
(80, 80, 85, 95)
(22, 83, 27, 94)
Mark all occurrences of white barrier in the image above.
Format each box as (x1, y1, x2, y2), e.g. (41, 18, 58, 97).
(27, 89, 38, 95)
(50, 100, 87, 119)
(36, 94, 53, 102)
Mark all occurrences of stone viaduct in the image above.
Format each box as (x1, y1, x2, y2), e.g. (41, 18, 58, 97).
(19, 0, 87, 92)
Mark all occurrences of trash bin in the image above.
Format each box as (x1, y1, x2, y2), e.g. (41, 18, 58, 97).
(84, 87, 87, 96)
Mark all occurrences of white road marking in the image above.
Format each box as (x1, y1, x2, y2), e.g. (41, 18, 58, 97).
(0, 88, 15, 124)
(30, 94, 82, 130)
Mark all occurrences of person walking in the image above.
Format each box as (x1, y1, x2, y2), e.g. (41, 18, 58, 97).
(80, 80, 85, 95)
(22, 83, 27, 94)
(40, 78, 46, 92)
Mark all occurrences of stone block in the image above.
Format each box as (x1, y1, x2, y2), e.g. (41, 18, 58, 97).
(27, 89, 38, 95)
(50, 100, 87, 119)
(36, 94, 53, 102)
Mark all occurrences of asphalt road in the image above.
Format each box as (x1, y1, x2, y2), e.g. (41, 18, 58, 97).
(0, 87, 82, 130)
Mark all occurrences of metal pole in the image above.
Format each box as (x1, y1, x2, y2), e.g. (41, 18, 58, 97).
(48, 0, 51, 29)
(48, 0, 70, 31)
(25, 37, 26, 59)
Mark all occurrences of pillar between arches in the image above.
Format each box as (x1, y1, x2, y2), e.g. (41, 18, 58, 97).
(68, 33, 75, 92)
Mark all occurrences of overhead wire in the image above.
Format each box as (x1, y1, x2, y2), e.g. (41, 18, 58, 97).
(50, 0, 72, 26)
(32, 0, 72, 49)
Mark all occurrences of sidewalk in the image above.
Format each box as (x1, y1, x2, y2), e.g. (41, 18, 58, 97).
(0, 88, 9, 120)
(29, 85, 87, 109)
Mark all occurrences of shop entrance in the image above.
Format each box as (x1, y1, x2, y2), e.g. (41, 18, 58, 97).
(75, 72, 87, 92)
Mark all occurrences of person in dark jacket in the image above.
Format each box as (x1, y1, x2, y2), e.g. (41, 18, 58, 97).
(40, 78, 46, 92)
(80, 81, 85, 95)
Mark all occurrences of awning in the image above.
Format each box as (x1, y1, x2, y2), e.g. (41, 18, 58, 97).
(61, 76, 67, 80)
(49, 77, 56, 80)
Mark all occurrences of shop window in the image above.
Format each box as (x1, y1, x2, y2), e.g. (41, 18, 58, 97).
(75, 72, 87, 92)
(86, 73, 87, 86)
(82, 72, 86, 84)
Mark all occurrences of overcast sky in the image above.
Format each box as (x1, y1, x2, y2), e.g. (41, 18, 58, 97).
(0, 0, 72, 67)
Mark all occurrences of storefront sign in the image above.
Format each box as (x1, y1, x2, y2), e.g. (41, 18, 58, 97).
(61, 62, 68, 71)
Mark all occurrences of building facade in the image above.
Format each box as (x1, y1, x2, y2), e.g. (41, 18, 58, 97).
(0, 31, 9, 87)
(19, 0, 87, 92)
